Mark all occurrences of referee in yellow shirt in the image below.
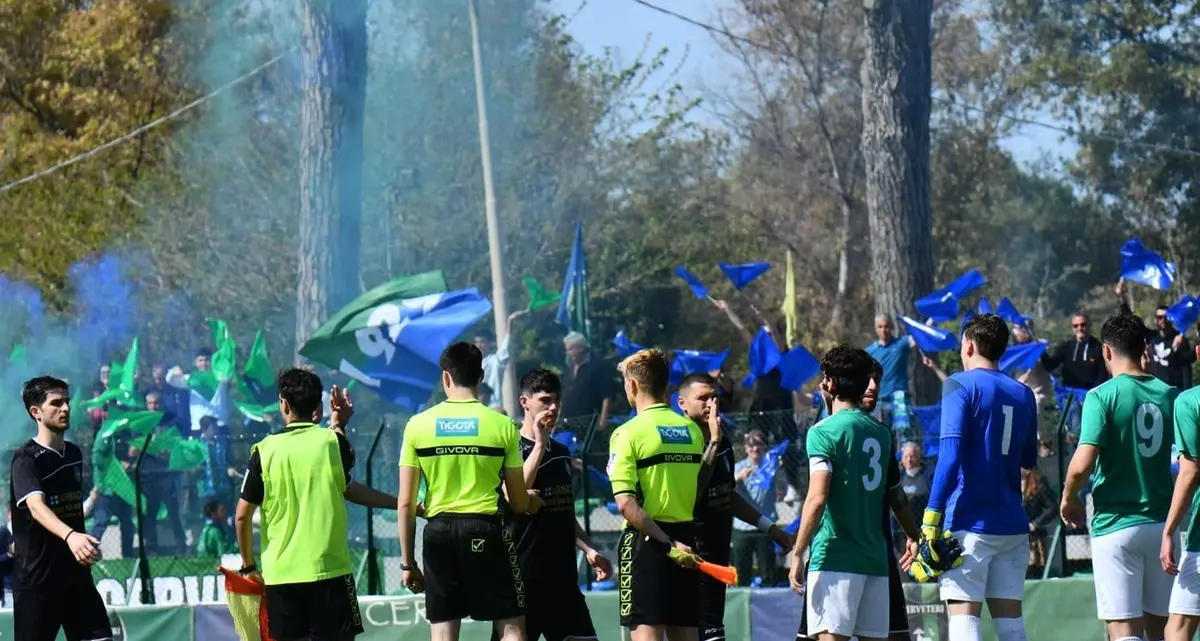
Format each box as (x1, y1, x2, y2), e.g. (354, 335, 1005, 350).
(398, 342, 541, 641)
(609, 348, 721, 641)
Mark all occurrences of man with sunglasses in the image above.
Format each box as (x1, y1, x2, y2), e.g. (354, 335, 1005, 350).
(1116, 281, 1195, 390)
(1042, 313, 1109, 391)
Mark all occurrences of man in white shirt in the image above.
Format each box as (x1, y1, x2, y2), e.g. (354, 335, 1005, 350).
(474, 310, 526, 412)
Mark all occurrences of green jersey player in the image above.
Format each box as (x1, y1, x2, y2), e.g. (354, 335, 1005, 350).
(1161, 384, 1200, 641)
(1062, 313, 1178, 641)
(789, 345, 893, 641)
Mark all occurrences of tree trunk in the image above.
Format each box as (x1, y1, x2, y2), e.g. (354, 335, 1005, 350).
(861, 0, 937, 403)
(296, 0, 367, 362)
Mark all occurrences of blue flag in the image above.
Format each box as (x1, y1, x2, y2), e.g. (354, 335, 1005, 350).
(995, 297, 1026, 326)
(670, 349, 729, 386)
(556, 222, 590, 339)
(302, 285, 491, 411)
(900, 316, 959, 353)
(977, 297, 993, 314)
(999, 340, 1048, 373)
(742, 326, 783, 389)
(778, 345, 820, 391)
(749, 440, 790, 491)
(915, 270, 988, 322)
(1167, 295, 1199, 334)
(718, 261, 771, 290)
(613, 330, 644, 358)
(1121, 238, 1176, 290)
(674, 267, 709, 299)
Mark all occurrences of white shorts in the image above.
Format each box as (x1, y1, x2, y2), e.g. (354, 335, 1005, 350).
(806, 570, 889, 639)
(1092, 522, 1175, 620)
(938, 532, 1029, 603)
(1170, 549, 1200, 616)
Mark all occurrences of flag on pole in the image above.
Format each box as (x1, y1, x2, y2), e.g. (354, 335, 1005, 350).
(784, 251, 798, 347)
(900, 317, 959, 353)
(674, 267, 709, 299)
(915, 270, 988, 322)
(999, 340, 1049, 372)
(718, 262, 771, 290)
(522, 277, 561, 311)
(556, 222, 590, 341)
(1121, 238, 1176, 290)
(1167, 295, 1199, 334)
(613, 330, 644, 358)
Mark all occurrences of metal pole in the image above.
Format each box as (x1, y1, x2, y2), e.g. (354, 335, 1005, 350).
(365, 420, 387, 595)
(578, 416, 598, 591)
(1055, 394, 1074, 578)
(468, 0, 518, 417)
(133, 432, 155, 605)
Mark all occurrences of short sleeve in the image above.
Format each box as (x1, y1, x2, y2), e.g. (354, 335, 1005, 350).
(1176, 393, 1200, 460)
(240, 449, 265, 505)
(335, 432, 355, 484)
(607, 427, 638, 497)
(503, 420, 522, 468)
(1021, 388, 1039, 470)
(806, 426, 834, 462)
(11, 453, 42, 508)
(1078, 389, 1107, 447)
(886, 441, 902, 490)
(939, 377, 969, 440)
(399, 419, 419, 468)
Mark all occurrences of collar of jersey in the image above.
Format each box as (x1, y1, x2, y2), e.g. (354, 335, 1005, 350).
(283, 421, 319, 431)
(442, 398, 481, 404)
(641, 403, 669, 411)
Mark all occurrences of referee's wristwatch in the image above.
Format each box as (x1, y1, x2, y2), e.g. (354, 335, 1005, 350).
(237, 563, 257, 576)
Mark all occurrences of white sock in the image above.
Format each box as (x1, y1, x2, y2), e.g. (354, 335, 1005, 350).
(949, 615, 983, 641)
(1110, 637, 1140, 641)
(992, 616, 1027, 641)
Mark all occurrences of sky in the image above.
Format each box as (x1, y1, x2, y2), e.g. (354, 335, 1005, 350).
(548, 0, 1076, 169)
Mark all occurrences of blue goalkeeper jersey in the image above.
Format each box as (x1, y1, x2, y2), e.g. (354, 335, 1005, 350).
(939, 368, 1039, 535)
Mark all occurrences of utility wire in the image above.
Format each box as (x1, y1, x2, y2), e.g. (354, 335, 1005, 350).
(0, 52, 288, 195)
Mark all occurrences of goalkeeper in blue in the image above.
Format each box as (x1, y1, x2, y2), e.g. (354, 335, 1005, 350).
(921, 314, 1040, 641)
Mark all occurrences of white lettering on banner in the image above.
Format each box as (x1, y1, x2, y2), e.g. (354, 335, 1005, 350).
(364, 599, 425, 627)
(95, 575, 224, 607)
(355, 304, 404, 364)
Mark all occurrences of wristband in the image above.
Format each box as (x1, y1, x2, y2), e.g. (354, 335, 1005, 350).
(238, 564, 257, 575)
(64, 530, 75, 542)
(756, 516, 774, 533)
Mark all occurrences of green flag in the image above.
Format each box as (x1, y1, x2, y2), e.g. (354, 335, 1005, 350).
(206, 319, 236, 382)
(206, 318, 232, 348)
(8, 344, 25, 367)
(168, 439, 209, 471)
(235, 400, 279, 423)
(97, 410, 163, 442)
(558, 221, 590, 341)
(189, 370, 218, 400)
(298, 271, 447, 374)
(243, 330, 274, 389)
(522, 277, 561, 311)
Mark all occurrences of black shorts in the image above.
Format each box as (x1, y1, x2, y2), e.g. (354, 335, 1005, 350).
(15, 582, 112, 641)
(695, 521, 732, 640)
(490, 578, 596, 641)
(618, 522, 699, 628)
(796, 552, 910, 641)
(264, 574, 364, 641)
(423, 514, 524, 624)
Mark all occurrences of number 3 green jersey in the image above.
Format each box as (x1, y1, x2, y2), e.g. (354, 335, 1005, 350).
(1080, 373, 1178, 537)
(805, 408, 893, 576)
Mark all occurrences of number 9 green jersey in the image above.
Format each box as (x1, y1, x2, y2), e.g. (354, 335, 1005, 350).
(805, 408, 893, 577)
(1080, 373, 1179, 536)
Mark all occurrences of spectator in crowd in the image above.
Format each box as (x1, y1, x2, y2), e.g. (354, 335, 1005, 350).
(898, 441, 930, 516)
(1041, 313, 1108, 390)
(711, 367, 736, 414)
(196, 500, 237, 557)
(474, 310, 526, 413)
(133, 392, 189, 554)
(1116, 281, 1194, 389)
(866, 315, 916, 425)
(198, 417, 240, 513)
(1022, 469, 1057, 577)
(88, 429, 135, 558)
(89, 364, 112, 433)
(1011, 322, 1054, 408)
(732, 429, 782, 587)
(560, 332, 614, 433)
(0, 504, 11, 605)
(147, 363, 190, 435)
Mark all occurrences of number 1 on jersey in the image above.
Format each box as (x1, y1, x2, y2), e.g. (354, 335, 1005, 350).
(1000, 405, 1013, 456)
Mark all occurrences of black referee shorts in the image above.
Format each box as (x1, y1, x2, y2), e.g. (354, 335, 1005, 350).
(489, 578, 597, 641)
(618, 521, 698, 629)
(695, 522, 732, 641)
(796, 551, 910, 641)
(423, 514, 525, 624)
(14, 582, 112, 641)
(264, 574, 364, 641)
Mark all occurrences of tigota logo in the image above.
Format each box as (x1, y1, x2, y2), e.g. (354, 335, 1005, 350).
(435, 418, 479, 437)
(657, 426, 693, 445)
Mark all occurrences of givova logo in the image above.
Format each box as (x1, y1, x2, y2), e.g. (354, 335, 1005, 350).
(657, 426, 693, 445)
(435, 417, 479, 437)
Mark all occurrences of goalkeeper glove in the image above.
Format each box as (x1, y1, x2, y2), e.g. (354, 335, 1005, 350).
(907, 557, 941, 583)
(918, 530, 966, 572)
(920, 509, 945, 562)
